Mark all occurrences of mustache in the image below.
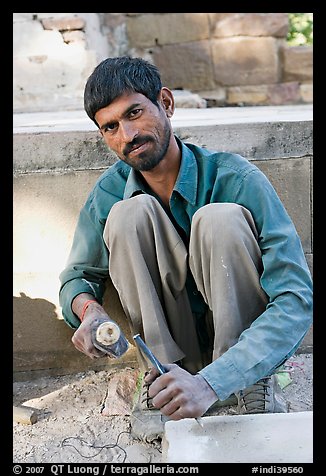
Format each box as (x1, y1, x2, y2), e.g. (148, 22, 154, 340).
(123, 135, 153, 156)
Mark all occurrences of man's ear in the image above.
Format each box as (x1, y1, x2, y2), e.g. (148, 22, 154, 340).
(159, 87, 175, 118)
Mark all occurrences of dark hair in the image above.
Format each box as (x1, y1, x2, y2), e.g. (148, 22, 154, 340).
(84, 56, 162, 126)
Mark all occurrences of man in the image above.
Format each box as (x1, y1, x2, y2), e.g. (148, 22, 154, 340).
(59, 56, 312, 440)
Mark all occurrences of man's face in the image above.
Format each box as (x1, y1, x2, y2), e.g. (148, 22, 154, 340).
(95, 91, 172, 172)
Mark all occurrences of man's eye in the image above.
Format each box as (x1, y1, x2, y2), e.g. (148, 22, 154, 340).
(104, 123, 117, 132)
(129, 109, 141, 118)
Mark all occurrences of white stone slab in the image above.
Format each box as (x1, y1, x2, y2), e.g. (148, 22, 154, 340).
(162, 411, 313, 463)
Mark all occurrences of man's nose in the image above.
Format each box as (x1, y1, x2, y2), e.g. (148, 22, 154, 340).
(120, 122, 138, 143)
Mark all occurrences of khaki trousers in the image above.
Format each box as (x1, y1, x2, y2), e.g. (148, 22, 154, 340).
(103, 195, 268, 373)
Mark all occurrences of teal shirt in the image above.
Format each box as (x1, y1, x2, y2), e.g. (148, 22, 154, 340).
(59, 137, 312, 400)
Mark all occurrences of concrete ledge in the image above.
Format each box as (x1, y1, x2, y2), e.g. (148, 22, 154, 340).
(162, 412, 313, 463)
(13, 105, 312, 172)
(13, 105, 313, 133)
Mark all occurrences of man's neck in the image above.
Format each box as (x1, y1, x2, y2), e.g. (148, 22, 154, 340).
(140, 137, 181, 207)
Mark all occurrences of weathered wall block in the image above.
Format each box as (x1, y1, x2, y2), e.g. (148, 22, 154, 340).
(151, 40, 215, 91)
(254, 157, 312, 253)
(126, 12, 210, 48)
(41, 16, 86, 31)
(282, 46, 313, 82)
(212, 37, 279, 86)
(300, 83, 313, 103)
(212, 13, 289, 38)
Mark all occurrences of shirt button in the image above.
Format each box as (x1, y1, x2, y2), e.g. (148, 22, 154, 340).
(193, 290, 198, 296)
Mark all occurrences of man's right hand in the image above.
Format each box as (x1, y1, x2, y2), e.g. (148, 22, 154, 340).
(71, 293, 112, 359)
(71, 311, 111, 359)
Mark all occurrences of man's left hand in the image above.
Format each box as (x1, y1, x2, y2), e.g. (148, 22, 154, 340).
(144, 363, 218, 420)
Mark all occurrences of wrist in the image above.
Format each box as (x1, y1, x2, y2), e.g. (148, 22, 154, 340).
(195, 373, 219, 404)
(80, 299, 98, 322)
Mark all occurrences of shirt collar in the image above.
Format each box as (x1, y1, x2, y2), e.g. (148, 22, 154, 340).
(174, 137, 198, 205)
(123, 167, 145, 199)
(123, 136, 198, 205)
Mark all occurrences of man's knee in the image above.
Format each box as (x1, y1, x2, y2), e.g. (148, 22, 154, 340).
(107, 194, 158, 232)
(193, 202, 248, 230)
(191, 203, 259, 252)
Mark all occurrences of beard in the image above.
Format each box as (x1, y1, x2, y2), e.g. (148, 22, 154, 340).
(120, 122, 171, 172)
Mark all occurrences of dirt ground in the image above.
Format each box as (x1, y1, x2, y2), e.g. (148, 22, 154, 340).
(13, 352, 313, 464)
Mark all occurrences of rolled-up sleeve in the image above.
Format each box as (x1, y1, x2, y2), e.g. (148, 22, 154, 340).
(59, 199, 110, 328)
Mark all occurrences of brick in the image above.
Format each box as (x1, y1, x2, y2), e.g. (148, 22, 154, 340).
(228, 82, 301, 106)
(152, 41, 215, 91)
(212, 37, 279, 86)
(268, 82, 300, 105)
(41, 16, 85, 31)
(62, 30, 86, 44)
(282, 46, 313, 82)
(172, 90, 207, 108)
(213, 13, 289, 38)
(197, 87, 227, 106)
(300, 83, 313, 103)
(255, 157, 311, 252)
(127, 13, 210, 48)
(227, 85, 269, 105)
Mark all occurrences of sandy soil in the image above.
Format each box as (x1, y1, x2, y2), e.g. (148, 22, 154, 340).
(13, 353, 313, 464)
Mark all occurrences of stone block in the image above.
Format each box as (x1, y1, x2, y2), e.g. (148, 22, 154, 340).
(100, 368, 140, 416)
(162, 412, 313, 463)
(268, 82, 300, 105)
(212, 37, 279, 86)
(255, 157, 312, 253)
(152, 41, 215, 91)
(227, 85, 270, 105)
(228, 82, 301, 106)
(300, 83, 313, 103)
(213, 13, 289, 38)
(126, 13, 210, 48)
(62, 30, 86, 44)
(13, 131, 116, 171)
(197, 87, 227, 106)
(41, 16, 85, 31)
(174, 120, 312, 161)
(172, 90, 207, 108)
(282, 46, 313, 82)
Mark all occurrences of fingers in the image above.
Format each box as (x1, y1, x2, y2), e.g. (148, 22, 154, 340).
(71, 333, 106, 359)
(152, 388, 194, 421)
(147, 363, 180, 395)
(144, 367, 160, 384)
(146, 365, 205, 420)
(152, 388, 181, 415)
(147, 370, 183, 416)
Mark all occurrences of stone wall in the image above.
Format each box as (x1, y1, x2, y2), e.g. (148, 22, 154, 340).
(13, 13, 313, 113)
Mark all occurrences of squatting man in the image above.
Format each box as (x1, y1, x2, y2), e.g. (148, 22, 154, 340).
(59, 56, 313, 433)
